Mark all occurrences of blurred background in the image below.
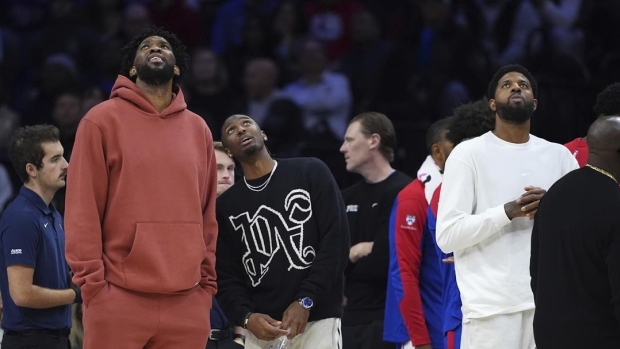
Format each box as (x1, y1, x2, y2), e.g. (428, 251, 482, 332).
(0, 0, 618, 197)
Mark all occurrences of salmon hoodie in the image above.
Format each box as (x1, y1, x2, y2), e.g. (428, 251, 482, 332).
(65, 75, 218, 305)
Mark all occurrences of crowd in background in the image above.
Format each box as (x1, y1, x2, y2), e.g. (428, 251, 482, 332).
(1, 0, 620, 197)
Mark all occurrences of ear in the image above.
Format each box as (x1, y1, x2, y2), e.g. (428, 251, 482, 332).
(489, 98, 497, 112)
(174, 65, 180, 76)
(261, 131, 267, 141)
(533, 98, 538, 111)
(25, 163, 37, 179)
(226, 149, 233, 158)
(369, 133, 380, 150)
(430, 143, 444, 166)
(130, 67, 137, 77)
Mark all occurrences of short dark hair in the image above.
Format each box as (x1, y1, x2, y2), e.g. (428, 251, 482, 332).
(447, 97, 496, 146)
(425, 116, 454, 153)
(351, 112, 396, 162)
(119, 26, 189, 85)
(487, 64, 538, 99)
(214, 141, 226, 153)
(9, 125, 61, 183)
(593, 82, 620, 117)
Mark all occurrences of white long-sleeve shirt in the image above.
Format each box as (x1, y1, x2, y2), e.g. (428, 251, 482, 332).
(436, 131, 578, 320)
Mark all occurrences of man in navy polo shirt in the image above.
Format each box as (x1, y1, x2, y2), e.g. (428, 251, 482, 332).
(0, 124, 81, 349)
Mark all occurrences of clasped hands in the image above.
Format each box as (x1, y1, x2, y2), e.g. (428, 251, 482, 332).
(504, 186, 547, 220)
(245, 301, 310, 341)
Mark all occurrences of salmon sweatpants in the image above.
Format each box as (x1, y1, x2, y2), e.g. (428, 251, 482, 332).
(82, 282, 212, 349)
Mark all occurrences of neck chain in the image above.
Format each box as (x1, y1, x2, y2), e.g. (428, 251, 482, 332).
(586, 164, 618, 183)
(244, 160, 278, 192)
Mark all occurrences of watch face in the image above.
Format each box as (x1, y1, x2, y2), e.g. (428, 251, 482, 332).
(300, 297, 313, 308)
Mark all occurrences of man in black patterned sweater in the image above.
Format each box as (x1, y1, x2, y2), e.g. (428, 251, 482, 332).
(215, 114, 350, 349)
(339, 112, 412, 349)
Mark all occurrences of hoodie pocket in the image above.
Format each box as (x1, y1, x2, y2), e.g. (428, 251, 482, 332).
(121, 222, 206, 293)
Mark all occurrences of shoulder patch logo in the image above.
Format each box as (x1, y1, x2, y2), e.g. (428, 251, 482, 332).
(10, 249, 22, 255)
(406, 215, 416, 226)
(346, 205, 358, 212)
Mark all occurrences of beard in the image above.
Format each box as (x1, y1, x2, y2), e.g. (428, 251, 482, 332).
(136, 62, 175, 86)
(496, 99, 535, 124)
(243, 144, 259, 156)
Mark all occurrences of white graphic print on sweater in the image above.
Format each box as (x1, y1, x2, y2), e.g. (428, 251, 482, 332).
(229, 189, 316, 287)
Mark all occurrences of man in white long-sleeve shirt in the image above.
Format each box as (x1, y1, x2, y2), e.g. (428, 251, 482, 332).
(436, 64, 578, 349)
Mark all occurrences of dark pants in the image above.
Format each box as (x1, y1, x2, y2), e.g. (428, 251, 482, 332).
(342, 319, 394, 349)
(2, 332, 71, 349)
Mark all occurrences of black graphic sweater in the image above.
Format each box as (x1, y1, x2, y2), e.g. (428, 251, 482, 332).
(215, 157, 350, 326)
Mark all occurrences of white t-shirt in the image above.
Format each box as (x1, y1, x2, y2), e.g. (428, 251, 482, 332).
(436, 131, 579, 320)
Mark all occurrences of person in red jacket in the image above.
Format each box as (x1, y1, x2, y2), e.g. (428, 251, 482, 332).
(565, 82, 620, 167)
(64, 27, 218, 349)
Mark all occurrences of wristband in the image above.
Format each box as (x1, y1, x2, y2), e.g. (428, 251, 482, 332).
(233, 333, 246, 345)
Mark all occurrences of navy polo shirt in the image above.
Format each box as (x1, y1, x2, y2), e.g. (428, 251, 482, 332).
(0, 186, 71, 331)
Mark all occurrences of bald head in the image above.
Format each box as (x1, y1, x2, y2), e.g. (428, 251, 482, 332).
(587, 115, 620, 154)
(586, 115, 620, 180)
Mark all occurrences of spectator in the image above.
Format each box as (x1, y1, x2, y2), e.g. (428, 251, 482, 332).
(436, 64, 578, 349)
(208, 141, 246, 349)
(565, 82, 620, 167)
(384, 116, 454, 349)
(340, 112, 412, 349)
(426, 98, 496, 349)
(531, 115, 620, 348)
(184, 48, 234, 140)
(215, 114, 350, 349)
(211, 0, 280, 56)
(0, 125, 79, 349)
(283, 39, 352, 141)
(339, 10, 393, 116)
(238, 58, 287, 127)
(65, 27, 217, 349)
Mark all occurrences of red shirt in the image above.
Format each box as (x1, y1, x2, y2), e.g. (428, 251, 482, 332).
(564, 137, 588, 168)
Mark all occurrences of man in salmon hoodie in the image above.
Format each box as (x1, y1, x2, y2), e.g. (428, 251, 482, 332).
(64, 27, 218, 349)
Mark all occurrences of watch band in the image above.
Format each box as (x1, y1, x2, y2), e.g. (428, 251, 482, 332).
(242, 312, 252, 329)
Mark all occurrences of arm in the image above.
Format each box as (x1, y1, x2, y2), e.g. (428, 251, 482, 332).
(7, 265, 76, 308)
(215, 203, 255, 328)
(200, 130, 218, 295)
(281, 159, 350, 337)
(436, 157, 511, 253)
(292, 160, 350, 303)
(1, 212, 77, 308)
(64, 120, 108, 304)
(215, 205, 290, 341)
(348, 186, 410, 284)
(392, 196, 433, 346)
